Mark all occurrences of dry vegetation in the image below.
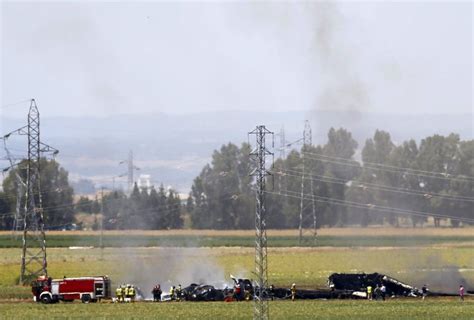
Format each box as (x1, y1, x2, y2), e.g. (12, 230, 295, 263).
(2, 227, 473, 237)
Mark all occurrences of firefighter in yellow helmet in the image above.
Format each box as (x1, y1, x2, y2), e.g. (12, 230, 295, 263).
(291, 283, 297, 301)
(119, 284, 127, 302)
(367, 285, 373, 300)
(115, 285, 123, 303)
(129, 285, 136, 302)
(170, 286, 176, 301)
(124, 284, 132, 302)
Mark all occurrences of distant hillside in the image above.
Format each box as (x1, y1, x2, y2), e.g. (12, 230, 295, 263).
(2, 110, 472, 193)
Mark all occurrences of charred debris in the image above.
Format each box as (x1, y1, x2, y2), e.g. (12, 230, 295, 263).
(153, 273, 463, 302)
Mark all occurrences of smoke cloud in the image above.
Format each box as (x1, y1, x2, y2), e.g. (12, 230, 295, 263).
(118, 246, 233, 299)
(311, 2, 369, 118)
(413, 256, 474, 294)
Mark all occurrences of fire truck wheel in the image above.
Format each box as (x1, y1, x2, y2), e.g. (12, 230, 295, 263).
(81, 294, 91, 303)
(41, 295, 52, 304)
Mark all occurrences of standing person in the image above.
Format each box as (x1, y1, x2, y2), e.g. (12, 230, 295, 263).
(422, 284, 428, 300)
(129, 285, 136, 302)
(269, 284, 275, 301)
(291, 283, 297, 301)
(459, 285, 465, 301)
(152, 285, 162, 302)
(115, 285, 122, 303)
(124, 284, 131, 303)
(380, 284, 386, 301)
(367, 285, 373, 300)
(176, 284, 182, 302)
(170, 286, 176, 301)
(234, 283, 241, 301)
(121, 284, 127, 303)
(374, 284, 380, 301)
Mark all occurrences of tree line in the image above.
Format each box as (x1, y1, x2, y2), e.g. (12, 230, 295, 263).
(0, 160, 183, 230)
(100, 184, 182, 230)
(186, 128, 473, 229)
(0, 128, 472, 230)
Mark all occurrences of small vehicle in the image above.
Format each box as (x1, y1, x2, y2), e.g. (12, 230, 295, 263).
(32, 275, 111, 303)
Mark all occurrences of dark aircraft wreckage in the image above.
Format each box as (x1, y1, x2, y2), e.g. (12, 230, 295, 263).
(162, 272, 465, 301)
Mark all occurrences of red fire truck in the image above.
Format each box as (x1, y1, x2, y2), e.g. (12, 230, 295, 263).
(32, 275, 111, 303)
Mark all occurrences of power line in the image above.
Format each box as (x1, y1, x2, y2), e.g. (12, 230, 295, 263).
(1, 99, 32, 109)
(266, 189, 474, 224)
(298, 149, 474, 183)
(276, 168, 474, 202)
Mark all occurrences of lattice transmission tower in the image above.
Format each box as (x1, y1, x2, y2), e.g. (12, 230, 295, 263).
(120, 150, 140, 193)
(298, 120, 317, 245)
(249, 125, 273, 320)
(2, 100, 58, 283)
(276, 126, 286, 194)
(20, 100, 58, 283)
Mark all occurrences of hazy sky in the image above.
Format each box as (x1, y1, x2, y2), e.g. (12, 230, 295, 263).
(1, 1, 472, 118)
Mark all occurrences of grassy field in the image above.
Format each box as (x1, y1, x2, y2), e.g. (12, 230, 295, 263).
(1, 229, 473, 248)
(3, 227, 473, 236)
(0, 228, 473, 319)
(0, 299, 473, 320)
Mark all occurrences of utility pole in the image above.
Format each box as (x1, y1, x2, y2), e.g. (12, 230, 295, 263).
(120, 150, 139, 193)
(128, 150, 133, 191)
(277, 126, 286, 194)
(99, 187, 104, 260)
(249, 125, 273, 320)
(299, 120, 316, 245)
(279, 126, 286, 160)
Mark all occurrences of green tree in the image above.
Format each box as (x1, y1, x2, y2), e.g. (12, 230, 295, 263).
(189, 174, 211, 228)
(75, 196, 95, 214)
(266, 157, 289, 229)
(165, 189, 183, 229)
(386, 140, 425, 227)
(447, 140, 474, 226)
(188, 143, 254, 229)
(323, 128, 359, 226)
(416, 134, 461, 227)
(147, 187, 161, 229)
(2, 158, 74, 229)
(360, 130, 396, 226)
(102, 190, 127, 229)
(0, 192, 12, 230)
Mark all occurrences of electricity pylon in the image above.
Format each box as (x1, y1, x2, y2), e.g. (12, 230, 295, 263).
(249, 125, 273, 320)
(299, 120, 317, 245)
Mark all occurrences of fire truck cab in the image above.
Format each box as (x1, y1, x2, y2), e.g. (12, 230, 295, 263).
(32, 275, 111, 303)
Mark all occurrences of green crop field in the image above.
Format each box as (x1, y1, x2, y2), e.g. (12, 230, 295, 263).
(1, 233, 474, 248)
(0, 299, 473, 320)
(0, 229, 473, 319)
